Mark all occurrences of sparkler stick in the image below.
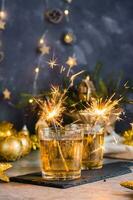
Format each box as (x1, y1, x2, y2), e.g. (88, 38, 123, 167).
(57, 141, 69, 171)
(35, 86, 69, 172)
(53, 122, 69, 172)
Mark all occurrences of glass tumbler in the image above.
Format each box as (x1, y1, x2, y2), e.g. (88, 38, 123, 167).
(38, 126, 83, 180)
(82, 124, 104, 170)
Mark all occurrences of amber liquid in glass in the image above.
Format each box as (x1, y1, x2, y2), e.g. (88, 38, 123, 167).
(82, 132, 104, 169)
(40, 138, 83, 180)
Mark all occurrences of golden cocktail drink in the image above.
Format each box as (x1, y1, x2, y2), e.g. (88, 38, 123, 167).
(82, 125, 104, 169)
(39, 127, 83, 180)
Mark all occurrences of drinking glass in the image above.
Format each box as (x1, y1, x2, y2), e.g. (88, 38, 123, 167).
(82, 124, 104, 169)
(38, 126, 83, 180)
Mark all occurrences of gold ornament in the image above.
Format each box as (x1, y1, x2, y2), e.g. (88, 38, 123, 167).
(0, 136, 22, 161)
(30, 134, 40, 150)
(63, 33, 74, 44)
(0, 163, 12, 182)
(0, 121, 16, 139)
(120, 181, 133, 190)
(78, 76, 96, 101)
(18, 125, 31, 157)
(3, 88, 11, 99)
(45, 9, 63, 24)
(39, 45, 50, 55)
(123, 128, 133, 146)
(66, 56, 77, 68)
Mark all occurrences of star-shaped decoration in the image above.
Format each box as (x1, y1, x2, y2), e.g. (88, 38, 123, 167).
(3, 88, 11, 99)
(0, 20, 5, 30)
(0, 163, 12, 182)
(47, 56, 58, 69)
(120, 181, 133, 190)
(66, 56, 77, 68)
(39, 45, 50, 55)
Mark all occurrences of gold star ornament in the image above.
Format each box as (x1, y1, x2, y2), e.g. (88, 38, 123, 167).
(120, 181, 133, 190)
(39, 45, 50, 55)
(63, 33, 74, 44)
(0, 20, 5, 30)
(66, 56, 77, 68)
(0, 163, 12, 182)
(3, 89, 11, 99)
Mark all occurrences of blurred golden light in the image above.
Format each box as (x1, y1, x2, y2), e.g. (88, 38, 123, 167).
(64, 9, 69, 16)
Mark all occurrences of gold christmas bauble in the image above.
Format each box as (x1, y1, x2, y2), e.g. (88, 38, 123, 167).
(18, 126, 31, 157)
(30, 134, 40, 150)
(0, 121, 16, 139)
(63, 33, 74, 44)
(0, 136, 22, 161)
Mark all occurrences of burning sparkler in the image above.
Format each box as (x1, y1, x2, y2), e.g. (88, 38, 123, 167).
(70, 95, 122, 129)
(86, 96, 122, 126)
(36, 86, 66, 128)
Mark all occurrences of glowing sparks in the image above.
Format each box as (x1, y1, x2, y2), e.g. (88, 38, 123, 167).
(36, 86, 66, 127)
(47, 56, 58, 69)
(3, 88, 11, 99)
(86, 96, 122, 126)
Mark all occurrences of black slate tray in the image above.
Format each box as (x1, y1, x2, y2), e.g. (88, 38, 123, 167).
(10, 162, 133, 189)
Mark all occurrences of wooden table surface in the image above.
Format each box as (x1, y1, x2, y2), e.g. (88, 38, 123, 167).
(0, 151, 133, 200)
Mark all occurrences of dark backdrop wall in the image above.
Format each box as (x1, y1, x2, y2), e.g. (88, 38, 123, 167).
(0, 0, 133, 98)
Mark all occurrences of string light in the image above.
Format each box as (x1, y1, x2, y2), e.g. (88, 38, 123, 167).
(64, 9, 69, 16)
(0, 10, 6, 20)
(35, 67, 40, 73)
(29, 98, 34, 104)
(39, 38, 45, 45)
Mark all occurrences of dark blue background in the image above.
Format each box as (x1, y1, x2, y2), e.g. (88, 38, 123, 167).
(0, 0, 133, 97)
